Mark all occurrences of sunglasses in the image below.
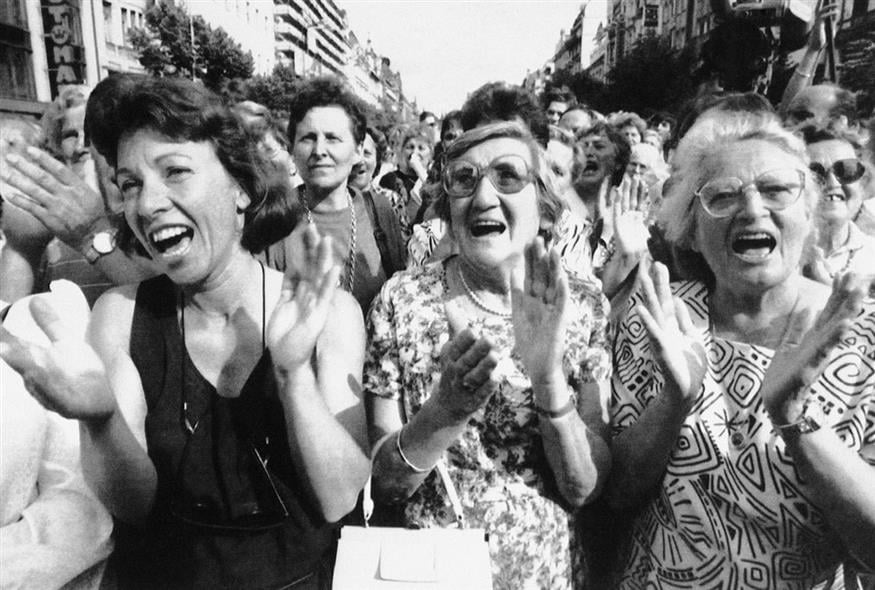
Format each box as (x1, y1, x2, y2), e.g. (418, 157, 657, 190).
(809, 158, 865, 185)
(442, 154, 534, 199)
(696, 168, 806, 218)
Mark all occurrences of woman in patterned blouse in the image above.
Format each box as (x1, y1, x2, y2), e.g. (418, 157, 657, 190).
(366, 121, 612, 589)
(606, 109, 875, 588)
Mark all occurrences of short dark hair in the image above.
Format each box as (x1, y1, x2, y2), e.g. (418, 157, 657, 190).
(460, 82, 549, 146)
(440, 110, 463, 138)
(420, 110, 436, 122)
(579, 121, 632, 187)
(88, 76, 295, 254)
(366, 125, 388, 177)
(286, 76, 368, 144)
(798, 122, 864, 151)
(233, 100, 289, 150)
(543, 86, 576, 109)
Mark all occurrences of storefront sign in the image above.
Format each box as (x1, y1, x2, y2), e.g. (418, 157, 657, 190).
(41, 0, 86, 96)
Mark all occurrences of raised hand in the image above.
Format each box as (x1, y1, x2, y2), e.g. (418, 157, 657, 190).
(0, 295, 116, 422)
(266, 224, 341, 371)
(761, 273, 867, 421)
(511, 237, 568, 389)
(609, 174, 649, 256)
(433, 302, 499, 420)
(408, 152, 428, 182)
(1, 147, 108, 250)
(636, 259, 707, 410)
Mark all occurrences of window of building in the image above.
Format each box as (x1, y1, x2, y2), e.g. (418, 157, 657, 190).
(0, 0, 35, 101)
(103, 1, 113, 43)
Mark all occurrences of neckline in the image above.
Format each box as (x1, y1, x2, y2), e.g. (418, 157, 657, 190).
(179, 261, 266, 434)
(707, 286, 802, 351)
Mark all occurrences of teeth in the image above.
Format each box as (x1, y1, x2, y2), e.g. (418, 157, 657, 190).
(150, 226, 188, 243)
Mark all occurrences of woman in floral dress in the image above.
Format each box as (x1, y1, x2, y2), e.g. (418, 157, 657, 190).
(365, 121, 612, 589)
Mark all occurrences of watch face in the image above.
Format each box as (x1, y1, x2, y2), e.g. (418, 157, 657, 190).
(93, 231, 116, 254)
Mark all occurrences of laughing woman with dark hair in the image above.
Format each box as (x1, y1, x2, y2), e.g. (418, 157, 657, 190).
(2, 76, 369, 589)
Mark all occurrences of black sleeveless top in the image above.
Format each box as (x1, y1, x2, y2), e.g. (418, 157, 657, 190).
(114, 275, 335, 589)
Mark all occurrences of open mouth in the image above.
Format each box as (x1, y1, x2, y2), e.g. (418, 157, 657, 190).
(149, 225, 194, 256)
(469, 220, 507, 238)
(582, 160, 600, 174)
(731, 232, 776, 258)
(821, 192, 847, 203)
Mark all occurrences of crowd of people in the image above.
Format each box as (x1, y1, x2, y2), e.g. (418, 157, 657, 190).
(0, 16, 874, 590)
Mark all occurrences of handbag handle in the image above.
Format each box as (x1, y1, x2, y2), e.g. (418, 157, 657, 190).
(364, 433, 465, 528)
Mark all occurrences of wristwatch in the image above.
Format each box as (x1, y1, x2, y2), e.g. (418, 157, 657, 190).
(774, 402, 826, 442)
(82, 228, 117, 263)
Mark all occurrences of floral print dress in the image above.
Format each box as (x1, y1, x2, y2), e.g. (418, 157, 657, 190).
(364, 260, 611, 590)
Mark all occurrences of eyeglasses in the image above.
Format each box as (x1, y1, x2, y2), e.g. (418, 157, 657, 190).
(696, 168, 806, 218)
(809, 158, 865, 185)
(442, 154, 534, 199)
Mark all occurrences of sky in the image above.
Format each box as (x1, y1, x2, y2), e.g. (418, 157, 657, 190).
(339, 1, 599, 115)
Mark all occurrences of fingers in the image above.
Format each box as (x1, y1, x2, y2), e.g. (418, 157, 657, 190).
(24, 146, 81, 186)
(444, 299, 470, 340)
(529, 237, 548, 299)
(29, 296, 68, 343)
(4, 150, 69, 200)
(0, 324, 37, 375)
(440, 325, 477, 364)
(460, 349, 499, 391)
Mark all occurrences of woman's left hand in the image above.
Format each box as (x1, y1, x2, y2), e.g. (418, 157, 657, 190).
(511, 237, 569, 388)
(267, 224, 341, 372)
(761, 273, 868, 421)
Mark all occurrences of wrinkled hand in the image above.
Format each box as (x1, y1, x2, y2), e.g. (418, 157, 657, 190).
(267, 224, 341, 371)
(636, 259, 707, 410)
(2, 147, 106, 250)
(804, 249, 833, 285)
(610, 174, 650, 256)
(434, 303, 499, 420)
(511, 237, 568, 387)
(0, 296, 115, 422)
(761, 273, 867, 421)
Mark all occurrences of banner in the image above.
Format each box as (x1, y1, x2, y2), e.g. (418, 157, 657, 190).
(41, 0, 86, 96)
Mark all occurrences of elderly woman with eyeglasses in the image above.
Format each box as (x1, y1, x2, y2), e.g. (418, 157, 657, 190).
(366, 121, 611, 589)
(605, 110, 875, 588)
(798, 124, 875, 284)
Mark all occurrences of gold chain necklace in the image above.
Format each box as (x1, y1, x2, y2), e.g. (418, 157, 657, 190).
(301, 190, 357, 293)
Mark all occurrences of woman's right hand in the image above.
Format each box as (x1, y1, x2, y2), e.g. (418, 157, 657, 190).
(0, 296, 116, 422)
(636, 259, 707, 410)
(433, 304, 499, 420)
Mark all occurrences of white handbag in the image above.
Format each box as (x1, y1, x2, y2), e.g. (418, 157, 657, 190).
(332, 458, 493, 589)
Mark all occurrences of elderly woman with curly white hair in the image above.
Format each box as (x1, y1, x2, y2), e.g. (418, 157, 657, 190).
(605, 110, 875, 588)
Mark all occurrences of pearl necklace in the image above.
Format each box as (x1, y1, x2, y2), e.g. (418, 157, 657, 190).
(828, 248, 856, 279)
(456, 263, 512, 318)
(301, 190, 357, 293)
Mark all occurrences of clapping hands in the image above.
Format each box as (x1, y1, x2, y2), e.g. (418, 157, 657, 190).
(267, 224, 341, 372)
(636, 259, 707, 411)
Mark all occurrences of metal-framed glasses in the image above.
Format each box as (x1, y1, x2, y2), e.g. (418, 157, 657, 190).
(442, 154, 535, 199)
(695, 168, 806, 218)
(809, 158, 865, 185)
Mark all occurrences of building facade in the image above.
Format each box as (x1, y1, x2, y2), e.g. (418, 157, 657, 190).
(273, 0, 349, 77)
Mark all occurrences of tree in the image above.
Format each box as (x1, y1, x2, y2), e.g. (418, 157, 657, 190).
(243, 64, 300, 116)
(604, 35, 698, 115)
(129, 1, 253, 92)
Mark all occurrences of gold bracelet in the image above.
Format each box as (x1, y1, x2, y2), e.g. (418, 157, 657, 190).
(395, 429, 433, 473)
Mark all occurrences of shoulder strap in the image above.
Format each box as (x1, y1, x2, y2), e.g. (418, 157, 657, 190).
(361, 189, 400, 277)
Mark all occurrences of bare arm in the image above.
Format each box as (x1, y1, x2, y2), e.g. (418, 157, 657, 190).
(82, 286, 158, 524)
(762, 273, 875, 570)
(267, 226, 370, 522)
(779, 0, 832, 117)
(605, 261, 707, 510)
(514, 240, 611, 507)
(0, 286, 158, 524)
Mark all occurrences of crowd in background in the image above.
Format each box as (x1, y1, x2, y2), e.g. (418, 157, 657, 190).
(1, 8, 875, 589)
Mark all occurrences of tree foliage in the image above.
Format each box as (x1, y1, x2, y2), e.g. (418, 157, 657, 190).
(550, 35, 698, 117)
(243, 64, 300, 117)
(129, 1, 253, 92)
